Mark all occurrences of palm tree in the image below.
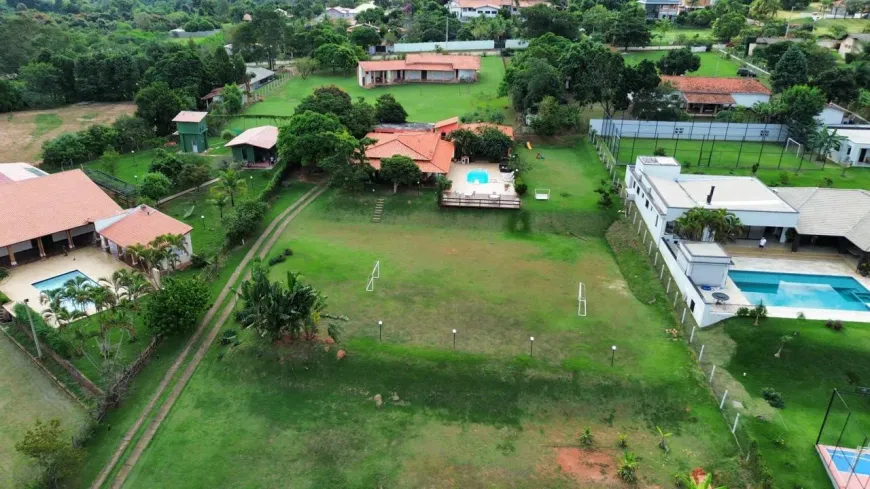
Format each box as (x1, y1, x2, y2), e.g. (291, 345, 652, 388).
(809, 127, 847, 163)
(123, 272, 153, 305)
(207, 193, 230, 218)
(214, 169, 247, 207)
(40, 289, 84, 329)
(679, 471, 727, 489)
(126, 243, 149, 270)
(706, 209, 743, 243)
(675, 208, 743, 243)
(774, 334, 793, 358)
(62, 276, 95, 313)
(157, 233, 187, 271)
(674, 208, 709, 241)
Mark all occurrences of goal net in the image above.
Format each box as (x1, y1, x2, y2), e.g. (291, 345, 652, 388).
(578, 282, 587, 317)
(785, 138, 804, 159)
(366, 260, 380, 292)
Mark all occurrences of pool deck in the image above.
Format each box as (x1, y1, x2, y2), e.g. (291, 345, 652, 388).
(710, 255, 870, 323)
(0, 247, 132, 325)
(446, 162, 518, 199)
(817, 444, 870, 489)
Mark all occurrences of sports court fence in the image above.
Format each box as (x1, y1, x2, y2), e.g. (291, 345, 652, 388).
(591, 117, 833, 172)
(816, 389, 870, 489)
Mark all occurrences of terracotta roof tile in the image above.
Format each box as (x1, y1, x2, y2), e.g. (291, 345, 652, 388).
(684, 93, 736, 105)
(364, 131, 454, 174)
(0, 170, 122, 248)
(99, 205, 192, 248)
(661, 76, 771, 95)
(459, 123, 515, 138)
(359, 55, 481, 72)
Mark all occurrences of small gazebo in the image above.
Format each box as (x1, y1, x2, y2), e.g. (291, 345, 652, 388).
(225, 126, 278, 167)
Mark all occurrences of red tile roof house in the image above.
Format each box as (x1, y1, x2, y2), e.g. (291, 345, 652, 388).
(364, 131, 456, 175)
(357, 54, 482, 88)
(0, 166, 192, 269)
(661, 76, 771, 116)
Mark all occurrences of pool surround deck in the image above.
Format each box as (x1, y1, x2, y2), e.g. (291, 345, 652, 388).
(0, 247, 133, 324)
(817, 444, 870, 489)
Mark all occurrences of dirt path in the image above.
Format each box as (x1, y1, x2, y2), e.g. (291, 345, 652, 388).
(90, 184, 326, 489)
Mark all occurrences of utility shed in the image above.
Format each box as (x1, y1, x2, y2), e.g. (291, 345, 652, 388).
(172, 111, 209, 153)
(224, 126, 278, 164)
(676, 241, 732, 288)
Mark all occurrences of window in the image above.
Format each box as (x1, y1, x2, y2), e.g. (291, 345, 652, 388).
(674, 127, 684, 135)
(665, 221, 675, 233)
(690, 300, 696, 312)
(760, 129, 770, 137)
(847, 145, 852, 155)
(645, 199, 650, 209)
(655, 215, 659, 226)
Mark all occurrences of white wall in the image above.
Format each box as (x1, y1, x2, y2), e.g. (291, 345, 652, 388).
(833, 141, 870, 167)
(0, 240, 33, 257)
(505, 39, 529, 49)
(731, 93, 770, 107)
(405, 70, 422, 81)
(428, 70, 455, 80)
(817, 106, 847, 126)
(458, 69, 477, 80)
(391, 40, 494, 53)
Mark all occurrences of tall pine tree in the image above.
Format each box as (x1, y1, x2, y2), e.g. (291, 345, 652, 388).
(771, 45, 808, 93)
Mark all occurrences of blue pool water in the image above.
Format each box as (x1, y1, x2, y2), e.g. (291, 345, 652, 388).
(826, 447, 870, 476)
(729, 270, 870, 312)
(32, 270, 97, 311)
(467, 169, 489, 184)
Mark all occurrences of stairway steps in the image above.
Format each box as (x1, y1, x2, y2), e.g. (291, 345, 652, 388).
(372, 198, 385, 223)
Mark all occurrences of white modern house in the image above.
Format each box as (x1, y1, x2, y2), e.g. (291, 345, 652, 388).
(637, 0, 680, 19)
(447, 0, 549, 20)
(624, 156, 800, 326)
(824, 126, 870, 167)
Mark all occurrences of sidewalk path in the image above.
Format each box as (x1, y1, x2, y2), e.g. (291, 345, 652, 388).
(91, 184, 325, 489)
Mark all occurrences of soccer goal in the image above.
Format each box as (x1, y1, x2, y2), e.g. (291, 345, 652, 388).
(365, 260, 380, 292)
(578, 282, 587, 317)
(785, 138, 804, 159)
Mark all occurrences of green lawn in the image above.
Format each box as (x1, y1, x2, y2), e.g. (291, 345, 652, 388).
(651, 27, 715, 46)
(33, 113, 63, 137)
(239, 56, 511, 125)
(118, 142, 752, 489)
(813, 18, 870, 36)
(695, 317, 870, 489)
(83, 149, 159, 186)
(623, 51, 742, 78)
(0, 334, 87, 488)
(616, 138, 819, 171)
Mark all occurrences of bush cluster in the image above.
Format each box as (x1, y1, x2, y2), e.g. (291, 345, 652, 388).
(267, 248, 294, 266)
(41, 116, 156, 168)
(762, 387, 785, 409)
(13, 303, 71, 357)
(148, 149, 212, 189)
(825, 319, 844, 331)
(223, 199, 268, 246)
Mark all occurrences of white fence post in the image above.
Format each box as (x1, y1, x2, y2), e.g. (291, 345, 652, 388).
(660, 263, 665, 280)
(654, 253, 658, 266)
(731, 413, 740, 434)
(673, 292, 679, 308)
(642, 232, 647, 245)
(689, 325, 696, 343)
(637, 220, 642, 234)
(720, 390, 728, 410)
(698, 344, 705, 362)
(666, 277, 671, 294)
(633, 212, 638, 225)
(681, 307, 687, 324)
(648, 241, 654, 256)
(709, 365, 716, 383)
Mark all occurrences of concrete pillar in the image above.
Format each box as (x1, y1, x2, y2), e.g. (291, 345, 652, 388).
(779, 227, 788, 244)
(7, 246, 16, 266)
(100, 235, 106, 250)
(791, 232, 800, 252)
(36, 238, 46, 258)
(66, 230, 75, 249)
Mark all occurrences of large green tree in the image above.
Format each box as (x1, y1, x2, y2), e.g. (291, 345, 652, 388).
(749, 0, 782, 20)
(134, 82, 192, 136)
(771, 45, 808, 93)
(521, 4, 581, 39)
(144, 277, 210, 337)
(712, 12, 745, 41)
(16, 419, 84, 489)
(656, 48, 701, 75)
(375, 93, 408, 123)
(277, 110, 349, 167)
(380, 154, 422, 193)
(610, 3, 651, 50)
(314, 43, 359, 73)
(812, 67, 859, 105)
(776, 84, 826, 143)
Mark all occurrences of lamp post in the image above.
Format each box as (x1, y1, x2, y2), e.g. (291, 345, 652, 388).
(378, 320, 383, 341)
(452, 329, 457, 350)
(611, 345, 617, 367)
(201, 215, 205, 228)
(529, 336, 535, 357)
(23, 299, 42, 358)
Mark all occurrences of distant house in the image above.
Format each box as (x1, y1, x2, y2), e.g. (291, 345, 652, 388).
(839, 33, 870, 58)
(325, 3, 375, 20)
(774, 187, 870, 258)
(637, 0, 679, 19)
(172, 111, 209, 153)
(225, 126, 278, 166)
(746, 37, 794, 56)
(447, 0, 549, 20)
(200, 87, 248, 109)
(823, 128, 870, 167)
(246, 67, 276, 90)
(357, 54, 481, 88)
(660, 76, 771, 116)
(242, 13, 252, 21)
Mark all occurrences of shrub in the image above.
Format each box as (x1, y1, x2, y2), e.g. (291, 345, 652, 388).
(616, 433, 629, 448)
(144, 277, 210, 337)
(616, 451, 638, 482)
(223, 199, 268, 246)
(579, 428, 594, 446)
(138, 172, 172, 201)
(220, 329, 238, 345)
(13, 303, 72, 357)
(820, 177, 834, 188)
(268, 248, 293, 266)
(0, 267, 8, 281)
(762, 387, 785, 409)
(514, 177, 528, 196)
(825, 319, 844, 331)
(779, 171, 790, 185)
(221, 129, 235, 141)
(190, 254, 211, 269)
(858, 261, 870, 277)
(735, 307, 750, 317)
(653, 147, 667, 156)
(0, 291, 9, 304)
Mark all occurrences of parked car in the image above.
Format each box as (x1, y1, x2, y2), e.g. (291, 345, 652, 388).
(737, 68, 758, 78)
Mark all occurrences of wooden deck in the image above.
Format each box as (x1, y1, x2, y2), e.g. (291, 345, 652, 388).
(440, 195, 521, 209)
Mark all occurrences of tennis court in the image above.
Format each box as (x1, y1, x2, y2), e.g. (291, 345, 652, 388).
(614, 138, 826, 171)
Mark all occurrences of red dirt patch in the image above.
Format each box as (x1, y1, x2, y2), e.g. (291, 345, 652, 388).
(554, 447, 620, 486)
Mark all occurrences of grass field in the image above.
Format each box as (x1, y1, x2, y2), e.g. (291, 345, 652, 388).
(0, 334, 87, 488)
(813, 18, 870, 36)
(623, 51, 742, 78)
(118, 142, 751, 489)
(239, 56, 511, 125)
(695, 317, 870, 489)
(615, 137, 815, 171)
(650, 27, 714, 46)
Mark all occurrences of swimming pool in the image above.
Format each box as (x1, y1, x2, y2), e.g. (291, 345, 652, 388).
(729, 270, 870, 312)
(32, 270, 98, 312)
(467, 169, 489, 184)
(825, 446, 870, 476)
